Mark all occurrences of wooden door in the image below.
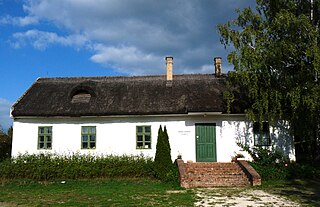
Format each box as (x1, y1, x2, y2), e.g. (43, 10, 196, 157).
(196, 123, 217, 162)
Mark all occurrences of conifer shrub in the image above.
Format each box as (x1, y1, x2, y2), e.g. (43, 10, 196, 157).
(154, 126, 178, 183)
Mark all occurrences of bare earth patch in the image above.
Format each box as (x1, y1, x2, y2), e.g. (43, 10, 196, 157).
(195, 188, 301, 207)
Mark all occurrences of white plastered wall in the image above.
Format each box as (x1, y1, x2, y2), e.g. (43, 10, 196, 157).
(12, 115, 295, 162)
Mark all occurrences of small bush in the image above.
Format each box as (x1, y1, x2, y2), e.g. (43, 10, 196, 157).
(250, 162, 289, 181)
(0, 153, 154, 181)
(239, 144, 289, 165)
(238, 144, 290, 181)
(239, 144, 320, 181)
(287, 163, 320, 179)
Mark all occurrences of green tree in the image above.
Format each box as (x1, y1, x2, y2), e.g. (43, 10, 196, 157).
(0, 126, 12, 160)
(218, 0, 320, 162)
(154, 125, 173, 181)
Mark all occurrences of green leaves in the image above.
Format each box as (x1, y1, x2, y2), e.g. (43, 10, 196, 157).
(0, 127, 12, 161)
(0, 154, 155, 181)
(219, 0, 320, 162)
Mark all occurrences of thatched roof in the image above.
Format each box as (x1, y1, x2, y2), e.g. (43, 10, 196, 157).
(11, 74, 232, 117)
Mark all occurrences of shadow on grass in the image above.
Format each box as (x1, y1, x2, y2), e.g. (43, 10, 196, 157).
(261, 179, 320, 207)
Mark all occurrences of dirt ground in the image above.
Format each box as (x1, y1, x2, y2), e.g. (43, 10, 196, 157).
(195, 188, 301, 207)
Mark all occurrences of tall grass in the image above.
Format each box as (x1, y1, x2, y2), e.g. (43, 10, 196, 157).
(0, 153, 155, 181)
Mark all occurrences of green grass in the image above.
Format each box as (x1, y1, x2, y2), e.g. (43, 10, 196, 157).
(0, 178, 194, 207)
(257, 179, 320, 207)
(1, 177, 319, 206)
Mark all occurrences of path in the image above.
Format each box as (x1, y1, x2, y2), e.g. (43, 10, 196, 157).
(195, 188, 301, 207)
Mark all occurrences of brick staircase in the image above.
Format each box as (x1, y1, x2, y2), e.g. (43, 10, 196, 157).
(176, 160, 261, 188)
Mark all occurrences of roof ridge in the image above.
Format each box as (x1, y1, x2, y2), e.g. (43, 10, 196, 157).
(37, 73, 223, 81)
(38, 74, 163, 80)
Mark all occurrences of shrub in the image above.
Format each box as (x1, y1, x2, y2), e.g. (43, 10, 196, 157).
(239, 144, 320, 181)
(0, 153, 154, 181)
(238, 144, 290, 181)
(287, 163, 320, 179)
(250, 162, 289, 181)
(239, 144, 289, 165)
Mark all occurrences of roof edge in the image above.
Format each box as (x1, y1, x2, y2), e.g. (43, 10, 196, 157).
(35, 73, 228, 81)
(11, 77, 42, 111)
(13, 113, 246, 120)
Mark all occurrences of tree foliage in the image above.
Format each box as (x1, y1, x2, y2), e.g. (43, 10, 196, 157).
(0, 126, 12, 160)
(218, 0, 320, 162)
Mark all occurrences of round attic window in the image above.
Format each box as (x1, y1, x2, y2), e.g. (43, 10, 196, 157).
(71, 89, 92, 103)
(70, 83, 96, 104)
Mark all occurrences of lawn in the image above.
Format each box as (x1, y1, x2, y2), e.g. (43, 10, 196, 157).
(1, 178, 319, 206)
(0, 179, 195, 207)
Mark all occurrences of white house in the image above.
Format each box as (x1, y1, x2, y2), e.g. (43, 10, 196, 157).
(10, 57, 296, 162)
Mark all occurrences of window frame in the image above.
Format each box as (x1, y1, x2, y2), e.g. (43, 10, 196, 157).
(81, 126, 96, 150)
(136, 125, 152, 149)
(253, 122, 271, 146)
(38, 126, 52, 150)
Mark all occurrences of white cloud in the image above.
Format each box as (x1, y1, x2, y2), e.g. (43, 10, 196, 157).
(11, 29, 89, 50)
(0, 15, 38, 26)
(183, 64, 214, 74)
(6, 0, 256, 74)
(91, 44, 162, 75)
(0, 98, 13, 132)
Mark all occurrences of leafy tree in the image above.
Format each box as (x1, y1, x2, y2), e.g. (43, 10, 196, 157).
(0, 126, 12, 160)
(218, 0, 320, 162)
(154, 125, 174, 181)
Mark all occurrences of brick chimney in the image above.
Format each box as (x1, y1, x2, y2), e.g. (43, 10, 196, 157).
(166, 56, 173, 81)
(214, 57, 222, 78)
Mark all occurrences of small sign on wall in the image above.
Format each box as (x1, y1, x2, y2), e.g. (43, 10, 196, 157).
(178, 130, 191, 136)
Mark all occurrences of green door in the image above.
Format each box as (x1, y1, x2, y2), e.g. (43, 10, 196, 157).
(196, 123, 217, 162)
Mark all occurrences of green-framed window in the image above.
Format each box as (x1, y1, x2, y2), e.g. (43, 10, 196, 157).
(81, 126, 96, 149)
(253, 122, 271, 146)
(136, 126, 151, 149)
(38, 126, 52, 149)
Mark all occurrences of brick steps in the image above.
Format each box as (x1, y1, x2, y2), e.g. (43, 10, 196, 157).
(177, 161, 253, 188)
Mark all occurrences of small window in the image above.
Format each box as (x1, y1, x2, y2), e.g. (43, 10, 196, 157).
(136, 126, 151, 149)
(38, 126, 52, 149)
(81, 126, 96, 149)
(253, 122, 271, 146)
(72, 90, 91, 103)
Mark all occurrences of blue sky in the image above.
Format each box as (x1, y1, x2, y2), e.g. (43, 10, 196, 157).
(0, 0, 255, 131)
